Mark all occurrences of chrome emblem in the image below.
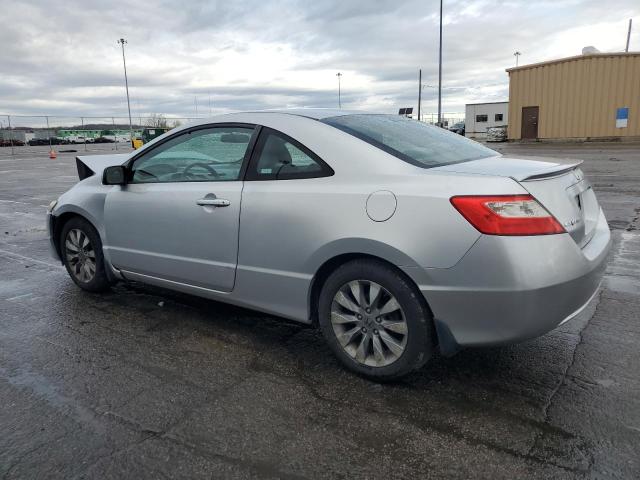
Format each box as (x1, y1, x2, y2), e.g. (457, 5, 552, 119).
(564, 218, 581, 227)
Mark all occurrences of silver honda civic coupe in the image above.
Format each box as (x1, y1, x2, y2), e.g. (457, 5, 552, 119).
(47, 110, 611, 380)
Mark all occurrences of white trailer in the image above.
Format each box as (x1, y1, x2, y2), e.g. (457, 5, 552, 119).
(465, 102, 508, 139)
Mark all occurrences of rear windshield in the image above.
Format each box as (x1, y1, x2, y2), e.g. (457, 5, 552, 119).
(322, 114, 497, 168)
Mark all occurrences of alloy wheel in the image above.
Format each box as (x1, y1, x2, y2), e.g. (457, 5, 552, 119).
(65, 228, 96, 283)
(330, 280, 408, 367)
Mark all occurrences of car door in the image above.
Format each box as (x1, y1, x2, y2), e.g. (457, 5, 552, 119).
(234, 128, 335, 318)
(103, 124, 256, 292)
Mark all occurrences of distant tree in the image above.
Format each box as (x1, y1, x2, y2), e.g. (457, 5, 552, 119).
(146, 114, 169, 128)
(170, 119, 182, 129)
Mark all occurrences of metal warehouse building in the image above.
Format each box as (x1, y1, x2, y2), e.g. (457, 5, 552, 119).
(506, 52, 640, 141)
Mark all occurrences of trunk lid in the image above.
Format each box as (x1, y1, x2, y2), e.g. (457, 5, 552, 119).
(434, 155, 600, 247)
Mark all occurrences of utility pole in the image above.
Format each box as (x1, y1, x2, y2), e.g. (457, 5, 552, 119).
(626, 19, 633, 52)
(46, 116, 51, 151)
(417, 69, 422, 122)
(514, 51, 522, 67)
(336, 72, 343, 109)
(437, 0, 443, 127)
(117, 38, 134, 147)
(7, 115, 13, 156)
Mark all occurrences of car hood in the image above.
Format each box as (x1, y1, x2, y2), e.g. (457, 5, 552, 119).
(431, 155, 583, 181)
(76, 154, 129, 180)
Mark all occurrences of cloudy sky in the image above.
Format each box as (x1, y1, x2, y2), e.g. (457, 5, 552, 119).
(0, 0, 638, 120)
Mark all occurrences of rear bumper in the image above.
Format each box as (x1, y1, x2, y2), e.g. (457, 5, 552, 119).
(421, 208, 611, 352)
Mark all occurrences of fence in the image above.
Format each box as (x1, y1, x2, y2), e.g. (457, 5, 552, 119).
(0, 112, 466, 156)
(0, 114, 200, 156)
(417, 112, 465, 126)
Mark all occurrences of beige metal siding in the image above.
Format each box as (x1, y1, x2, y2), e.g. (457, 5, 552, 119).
(507, 53, 640, 140)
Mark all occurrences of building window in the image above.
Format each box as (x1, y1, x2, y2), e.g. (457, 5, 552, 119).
(495, 114, 504, 122)
(476, 115, 488, 122)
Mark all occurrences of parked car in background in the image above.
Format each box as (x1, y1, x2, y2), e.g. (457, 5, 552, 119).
(47, 110, 610, 380)
(0, 139, 25, 147)
(449, 121, 465, 135)
(67, 135, 95, 144)
(28, 137, 70, 146)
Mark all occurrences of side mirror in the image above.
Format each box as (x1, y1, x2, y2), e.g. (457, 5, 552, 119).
(103, 165, 127, 185)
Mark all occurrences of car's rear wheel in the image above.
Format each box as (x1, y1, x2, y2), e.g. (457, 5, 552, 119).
(60, 217, 111, 292)
(318, 259, 435, 381)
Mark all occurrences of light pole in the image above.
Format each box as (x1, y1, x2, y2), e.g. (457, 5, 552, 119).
(117, 38, 134, 147)
(417, 69, 422, 122)
(437, 0, 443, 127)
(336, 72, 343, 109)
(514, 51, 521, 67)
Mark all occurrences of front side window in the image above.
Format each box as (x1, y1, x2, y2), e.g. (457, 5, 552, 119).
(248, 129, 332, 180)
(322, 114, 496, 168)
(130, 126, 254, 183)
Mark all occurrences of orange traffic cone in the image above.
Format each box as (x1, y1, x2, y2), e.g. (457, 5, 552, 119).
(49, 149, 57, 159)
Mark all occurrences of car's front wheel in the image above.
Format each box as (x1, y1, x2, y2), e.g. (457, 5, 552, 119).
(60, 217, 111, 292)
(318, 259, 435, 381)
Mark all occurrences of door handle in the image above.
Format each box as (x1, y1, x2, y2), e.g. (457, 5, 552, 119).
(197, 198, 230, 207)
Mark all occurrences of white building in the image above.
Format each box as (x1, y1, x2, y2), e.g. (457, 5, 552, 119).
(465, 102, 508, 138)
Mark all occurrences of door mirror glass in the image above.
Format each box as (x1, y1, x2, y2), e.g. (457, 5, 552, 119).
(103, 165, 127, 185)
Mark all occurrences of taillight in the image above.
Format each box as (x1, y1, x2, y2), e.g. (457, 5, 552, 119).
(450, 195, 565, 236)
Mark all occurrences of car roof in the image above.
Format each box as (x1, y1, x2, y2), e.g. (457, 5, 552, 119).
(193, 108, 374, 125)
(254, 108, 362, 120)
(138, 109, 380, 155)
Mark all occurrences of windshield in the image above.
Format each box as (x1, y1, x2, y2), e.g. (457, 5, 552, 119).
(322, 114, 496, 168)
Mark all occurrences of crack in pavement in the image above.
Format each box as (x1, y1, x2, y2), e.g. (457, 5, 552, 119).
(524, 288, 605, 473)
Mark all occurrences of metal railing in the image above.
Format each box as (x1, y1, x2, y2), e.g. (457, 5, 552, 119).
(417, 112, 465, 126)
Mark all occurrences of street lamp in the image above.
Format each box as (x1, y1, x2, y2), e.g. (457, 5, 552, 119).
(514, 51, 522, 67)
(117, 38, 134, 147)
(336, 72, 343, 109)
(417, 69, 422, 122)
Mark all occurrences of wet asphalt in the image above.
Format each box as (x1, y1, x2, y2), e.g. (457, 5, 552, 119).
(0, 142, 639, 479)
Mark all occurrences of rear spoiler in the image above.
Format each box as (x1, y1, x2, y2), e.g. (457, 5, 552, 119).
(519, 160, 583, 182)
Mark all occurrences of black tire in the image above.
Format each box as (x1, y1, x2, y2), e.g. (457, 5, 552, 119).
(60, 217, 111, 292)
(318, 259, 435, 381)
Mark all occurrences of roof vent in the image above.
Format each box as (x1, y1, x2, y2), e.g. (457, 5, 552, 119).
(582, 46, 600, 55)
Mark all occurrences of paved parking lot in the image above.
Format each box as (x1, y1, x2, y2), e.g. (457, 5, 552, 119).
(1, 142, 639, 479)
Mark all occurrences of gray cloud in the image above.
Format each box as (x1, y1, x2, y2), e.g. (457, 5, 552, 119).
(0, 0, 638, 118)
